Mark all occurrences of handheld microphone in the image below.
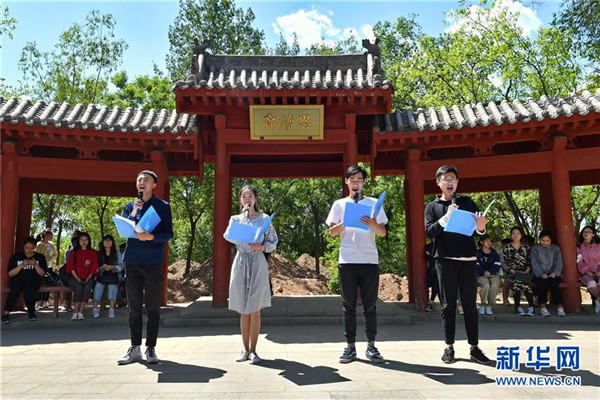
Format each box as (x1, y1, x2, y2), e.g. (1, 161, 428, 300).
(353, 192, 359, 203)
(451, 192, 457, 205)
(244, 203, 251, 222)
(136, 191, 144, 220)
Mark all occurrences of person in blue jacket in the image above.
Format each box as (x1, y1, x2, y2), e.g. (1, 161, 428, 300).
(117, 170, 173, 365)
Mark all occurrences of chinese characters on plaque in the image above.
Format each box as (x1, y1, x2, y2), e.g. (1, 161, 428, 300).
(250, 105, 324, 140)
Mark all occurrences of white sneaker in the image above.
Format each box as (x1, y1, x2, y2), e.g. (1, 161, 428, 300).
(557, 306, 566, 317)
(457, 305, 464, 315)
(77, 312, 84, 320)
(92, 308, 100, 319)
(249, 352, 262, 364)
(236, 350, 249, 362)
(595, 299, 600, 315)
(516, 307, 526, 316)
(478, 306, 485, 315)
(145, 347, 159, 364)
(540, 307, 551, 317)
(108, 309, 115, 318)
(118, 346, 142, 365)
(527, 306, 535, 316)
(71, 313, 78, 321)
(485, 306, 493, 315)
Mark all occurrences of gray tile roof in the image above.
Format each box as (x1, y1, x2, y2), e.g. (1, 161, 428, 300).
(375, 89, 600, 134)
(175, 53, 390, 90)
(0, 97, 195, 134)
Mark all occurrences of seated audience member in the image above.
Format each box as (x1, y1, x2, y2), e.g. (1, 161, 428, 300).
(476, 235, 501, 315)
(503, 227, 534, 316)
(66, 232, 98, 321)
(1, 237, 47, 323)
(61, 230, 82, 311)
(35, 229, 58, 309)
(531, 231, 565, 317)
(577, 226, 600, 315)
(92, 235, 123, 319)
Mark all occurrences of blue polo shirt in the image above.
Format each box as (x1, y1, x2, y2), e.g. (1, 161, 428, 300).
(122, 195, 173, 265)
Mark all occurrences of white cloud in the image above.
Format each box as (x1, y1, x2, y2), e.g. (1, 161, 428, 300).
(360, 24, 375, 42)
(445, 0, 542, 37)
(487, 72, 504, 88)
(272, 8, 372, 50)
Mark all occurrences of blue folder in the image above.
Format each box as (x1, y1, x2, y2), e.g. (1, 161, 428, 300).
(227, 213, 275, 243)
(112, 206, 162, 239)
(343, 192, 386, 231)
(137, 206, 161, 233)
(444, 209, 477, 236)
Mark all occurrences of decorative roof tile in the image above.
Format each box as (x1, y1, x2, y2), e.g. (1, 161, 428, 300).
(375, 89, 600, 133)
(0, 97, 195, 135)
(176, 39, 390, 91)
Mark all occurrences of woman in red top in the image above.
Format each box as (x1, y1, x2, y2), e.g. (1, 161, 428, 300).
(66, 232, 98, 321)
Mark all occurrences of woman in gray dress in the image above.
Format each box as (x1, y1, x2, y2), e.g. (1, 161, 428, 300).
(224, 185, 278, 364)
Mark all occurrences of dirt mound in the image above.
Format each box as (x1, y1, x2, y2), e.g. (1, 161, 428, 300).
(378, 273, 406, 302)
(167, 254, 407, 302)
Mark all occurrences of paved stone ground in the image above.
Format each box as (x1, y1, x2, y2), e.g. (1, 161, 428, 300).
(1, 318, 598, 399)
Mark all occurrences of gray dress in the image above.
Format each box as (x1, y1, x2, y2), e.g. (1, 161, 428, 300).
(223, 213, 278, 314)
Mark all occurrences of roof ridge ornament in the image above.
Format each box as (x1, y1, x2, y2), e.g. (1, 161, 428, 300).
(190, 38, 211, 83)
(362, 38, 382, 77)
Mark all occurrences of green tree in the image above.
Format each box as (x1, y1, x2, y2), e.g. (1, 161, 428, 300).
(272, 33, 300, 56)
(169, 166, 215, 276)
(166, 0, 265, 81)
(305, 36, 361, 55)
(553, 0, 600, 64)
(17, 10, 127, 104)
(103, 67, 175, 112)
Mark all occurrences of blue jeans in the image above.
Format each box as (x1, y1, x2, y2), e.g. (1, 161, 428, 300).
(93, 282, 118, 302)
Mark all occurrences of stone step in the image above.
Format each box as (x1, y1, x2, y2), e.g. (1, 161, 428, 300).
(163, 315, 412, 328)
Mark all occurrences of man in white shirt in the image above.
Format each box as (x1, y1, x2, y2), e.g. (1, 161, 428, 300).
(326, 165, 388, 363)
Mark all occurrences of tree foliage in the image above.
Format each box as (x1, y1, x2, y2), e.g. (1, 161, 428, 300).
(17, 10, 127, 105)
(166, 0, 265, 81)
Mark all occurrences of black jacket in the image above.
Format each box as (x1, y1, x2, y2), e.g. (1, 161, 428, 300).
(425, 195, 481, 259)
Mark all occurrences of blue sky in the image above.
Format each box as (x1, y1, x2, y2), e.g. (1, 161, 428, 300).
(2, 0, 561, 86)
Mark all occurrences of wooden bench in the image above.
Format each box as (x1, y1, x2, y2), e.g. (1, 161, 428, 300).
(2, 286, 73, 318)
(38, 286, 73, 318)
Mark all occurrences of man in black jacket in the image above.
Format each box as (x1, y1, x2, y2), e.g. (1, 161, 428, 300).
(425, 165, 492, 365)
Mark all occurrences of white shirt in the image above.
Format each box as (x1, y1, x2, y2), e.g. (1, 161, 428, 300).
(325, 196, 389, 265)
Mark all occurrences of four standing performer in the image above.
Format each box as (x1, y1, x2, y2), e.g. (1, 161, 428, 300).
(424, 165, 492, 365)
(224, 185, 278, 364)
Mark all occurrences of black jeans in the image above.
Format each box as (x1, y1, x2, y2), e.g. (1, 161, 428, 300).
(125, 263, 163, 347)
(338, 263, 379, 343)
(532, 276, 563, 305)
(435, 258, 479, 345)
(4, 277, 41, 314)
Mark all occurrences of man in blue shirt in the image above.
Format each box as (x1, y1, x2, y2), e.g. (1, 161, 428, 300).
(118, 170, 173, 365)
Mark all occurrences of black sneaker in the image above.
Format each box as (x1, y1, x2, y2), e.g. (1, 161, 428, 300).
(1, 315, 10, 324)
(365, 344, 385, 363)
(425, 303, 434, 312)
(470, 347, 492, 365)
(442, 347, 455, 364)
(339, 346, 357, 363)
(28, 312, 37, 321)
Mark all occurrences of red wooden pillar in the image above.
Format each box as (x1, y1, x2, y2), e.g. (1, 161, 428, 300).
(403, 176, 414, 303)
(213, 115, 232, 307)
(538, 174, 556, 233)
(15, 181, 33, 250)
(151, 150, 169, 306)
(406, 148, 428, 311)
(1, 141, 19, 311)
(551, 135, 580, 313)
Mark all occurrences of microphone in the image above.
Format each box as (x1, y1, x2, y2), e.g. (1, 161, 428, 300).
(353, 192, 359, 203)
(451, 192, 457, 205)
(244, 203, 251, 222)
(136, 191, 143, 220)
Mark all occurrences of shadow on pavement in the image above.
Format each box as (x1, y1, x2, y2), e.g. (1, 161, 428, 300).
(253, 358, 350, 386)
(143, 360, 226, 383)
